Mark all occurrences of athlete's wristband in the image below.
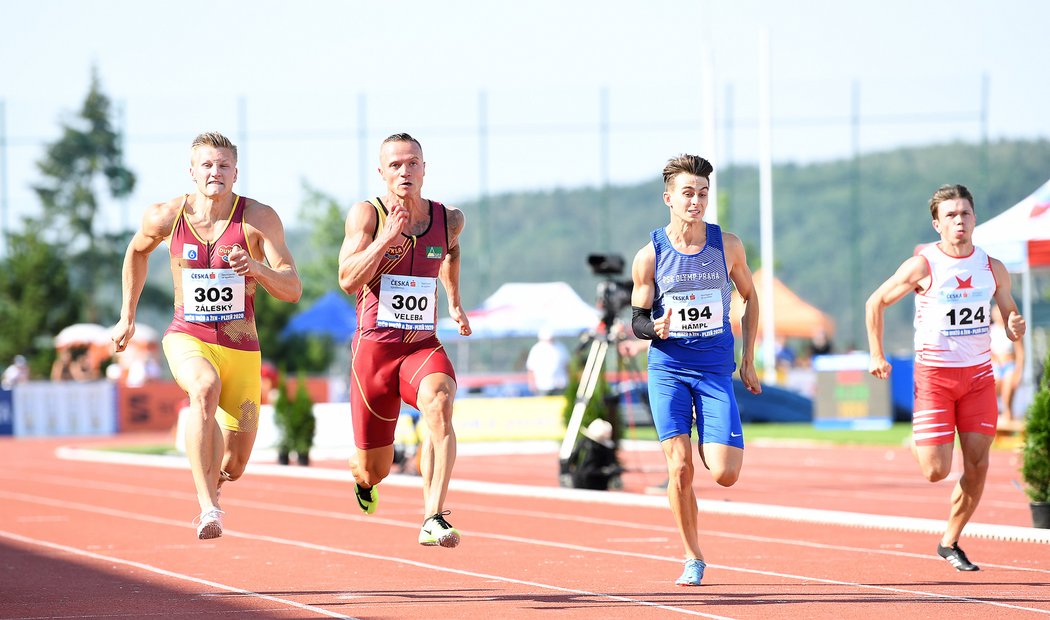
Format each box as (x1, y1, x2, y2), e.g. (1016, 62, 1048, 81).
(632, 306, 657, 340)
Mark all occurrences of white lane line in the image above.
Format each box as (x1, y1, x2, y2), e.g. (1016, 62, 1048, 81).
(0, 529, 358, 619)
(10, 470, 1050, 575)
(53, 446, 1050, 544)
(0, 492, 729, 619)
(4, 490, 1048, 615)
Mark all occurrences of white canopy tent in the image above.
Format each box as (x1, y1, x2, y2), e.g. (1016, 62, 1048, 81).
(438, 281, 600, 340)
(972, 178, 1050, 387)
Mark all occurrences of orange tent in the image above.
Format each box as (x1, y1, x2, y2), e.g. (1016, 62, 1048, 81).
(729, 269, 835, 339)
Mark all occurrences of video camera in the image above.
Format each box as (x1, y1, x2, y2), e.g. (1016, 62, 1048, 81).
(587, 253, 633, 329)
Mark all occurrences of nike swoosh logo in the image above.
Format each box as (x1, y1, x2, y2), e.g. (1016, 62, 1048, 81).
(730, 432, 742, 437)
(701, 261, 713, 267)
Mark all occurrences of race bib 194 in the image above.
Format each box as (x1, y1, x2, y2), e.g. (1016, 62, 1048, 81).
(667, 288, 724, 338)
(376, 274, 437, 330)
(182, 269, 245, 322)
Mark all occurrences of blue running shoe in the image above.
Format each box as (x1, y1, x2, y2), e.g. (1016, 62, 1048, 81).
(675, 559, 706, 586)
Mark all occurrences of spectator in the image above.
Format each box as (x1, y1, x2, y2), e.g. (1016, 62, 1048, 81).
(526, 327, 570, 396)
(1, 355, 29, 389)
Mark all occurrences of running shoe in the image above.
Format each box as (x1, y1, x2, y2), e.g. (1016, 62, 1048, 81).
(937, 542, 979, 571)
(675, 558, 706, 586)
(418, 511, 460, 548)
(194, 508, 224, 540)
(355, 482, 377, 515)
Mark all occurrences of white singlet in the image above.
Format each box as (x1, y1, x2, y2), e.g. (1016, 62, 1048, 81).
(913, 244, 997, 367)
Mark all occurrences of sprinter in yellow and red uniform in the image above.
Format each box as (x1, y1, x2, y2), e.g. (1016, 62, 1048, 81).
(112, 132, 301, 540)
(338, 133, 471, 548)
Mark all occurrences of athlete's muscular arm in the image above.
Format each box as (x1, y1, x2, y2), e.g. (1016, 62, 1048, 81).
(338, 201, 407, 295)
(990, 257, 1026, 341)
(111, 199, 179, 353)
(724, 232, 761, 395)
(239, 201, 302, 303)
(630, 243, 671, 339)
(440, 207, 472, 336)
(865, 255, 929, 379)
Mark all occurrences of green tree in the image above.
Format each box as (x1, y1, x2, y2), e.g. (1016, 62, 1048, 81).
(32, 67, 135, 322)
(0, 219, 82, 377)
(252, 182, 347, 374)
(1023, 354, 1050, 504)
(296, 181, 347, 302)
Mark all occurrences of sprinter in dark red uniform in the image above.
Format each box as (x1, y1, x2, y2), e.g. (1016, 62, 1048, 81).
(113, 132, 301, 540)
(338, 133, 471, 548)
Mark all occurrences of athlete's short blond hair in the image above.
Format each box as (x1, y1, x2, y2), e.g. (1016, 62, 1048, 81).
(191, 132, 238, 163)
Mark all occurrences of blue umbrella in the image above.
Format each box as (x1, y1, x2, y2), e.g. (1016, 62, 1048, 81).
(282, 291, 357, 341)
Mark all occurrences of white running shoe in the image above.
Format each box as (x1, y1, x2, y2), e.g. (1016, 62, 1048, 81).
(418, 511, 460, 548)
(194, 508, 224, 540)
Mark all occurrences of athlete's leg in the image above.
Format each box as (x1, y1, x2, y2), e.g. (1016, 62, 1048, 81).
(912, 442, 955, 482)
(695, 373, 744, 486)
(215, 351, 262, 486)
(416, 372, 457, 516)
(661, 433, 703, 560)
(350, 445, 396, 487)
(698, 443, 743, 487)
(347, 336, 400, 495)
(942, 432, 993, 546)
(175, 357, 224, 513)
(220, 428, 258, 483)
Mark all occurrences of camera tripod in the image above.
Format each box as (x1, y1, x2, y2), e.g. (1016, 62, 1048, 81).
(557, 319, 648, 487)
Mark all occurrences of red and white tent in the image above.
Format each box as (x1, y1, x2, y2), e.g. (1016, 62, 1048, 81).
(972, 178, 1050, 389)
(973, 178, 1050, 271)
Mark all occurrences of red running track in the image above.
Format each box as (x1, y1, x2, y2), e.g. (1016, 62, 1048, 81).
(1, 435, 1047, 619)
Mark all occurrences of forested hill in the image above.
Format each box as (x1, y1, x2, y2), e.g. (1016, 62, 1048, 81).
(450, 138, 1050, 353)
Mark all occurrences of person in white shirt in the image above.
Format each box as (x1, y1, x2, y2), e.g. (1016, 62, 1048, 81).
(526, 328, 569, 396)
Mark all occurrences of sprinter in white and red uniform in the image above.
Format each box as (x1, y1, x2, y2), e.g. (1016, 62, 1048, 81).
(112, 132, 301, 540)
(866, 184, 1025, 572)
(338, 133, 472, 549)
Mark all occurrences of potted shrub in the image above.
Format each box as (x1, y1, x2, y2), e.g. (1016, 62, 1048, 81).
(1022, 355, 1050, 528)
(290, 374, 316, 465)
(273, 372, 316, 466)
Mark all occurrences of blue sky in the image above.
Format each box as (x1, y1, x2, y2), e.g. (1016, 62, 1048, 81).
(1, 0, 1048, 236)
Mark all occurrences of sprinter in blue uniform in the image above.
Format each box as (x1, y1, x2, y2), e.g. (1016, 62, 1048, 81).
(630, 154, 761, 586)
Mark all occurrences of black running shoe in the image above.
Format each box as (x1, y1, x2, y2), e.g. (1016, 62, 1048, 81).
(938, 542, 979, 571)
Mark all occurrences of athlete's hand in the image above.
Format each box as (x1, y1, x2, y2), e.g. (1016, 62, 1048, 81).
(1008, 311, 1027, 340)
(653, 307, 672, 339)
(869, 355, 892, 380)
(449, 304, 472, 336)
(227, 245, 256, 277)
(111, 318, 135, 353)
(380, 201, 410, 243)
(739, 357, 762, 394)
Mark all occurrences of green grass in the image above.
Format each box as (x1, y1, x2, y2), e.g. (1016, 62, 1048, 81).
(98, 444, 177, 456)
(623, 422, 914, 446)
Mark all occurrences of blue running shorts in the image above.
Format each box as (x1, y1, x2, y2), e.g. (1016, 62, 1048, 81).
(648, 366, 744, 447)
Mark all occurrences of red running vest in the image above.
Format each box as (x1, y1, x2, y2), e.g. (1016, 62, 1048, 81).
(164, 195, 260, 351)
(355, 198, 449, 344)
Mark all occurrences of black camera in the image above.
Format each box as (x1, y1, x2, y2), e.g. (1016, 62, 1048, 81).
(587, 253, 632, 328)
(587, 253, 625, 276)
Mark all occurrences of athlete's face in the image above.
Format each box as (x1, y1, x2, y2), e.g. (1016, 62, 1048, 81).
(379, 140, 425, 199)
(190, 146, 238, 198)
(932, 198, 975, 245)
(664, 173, 709, 223)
